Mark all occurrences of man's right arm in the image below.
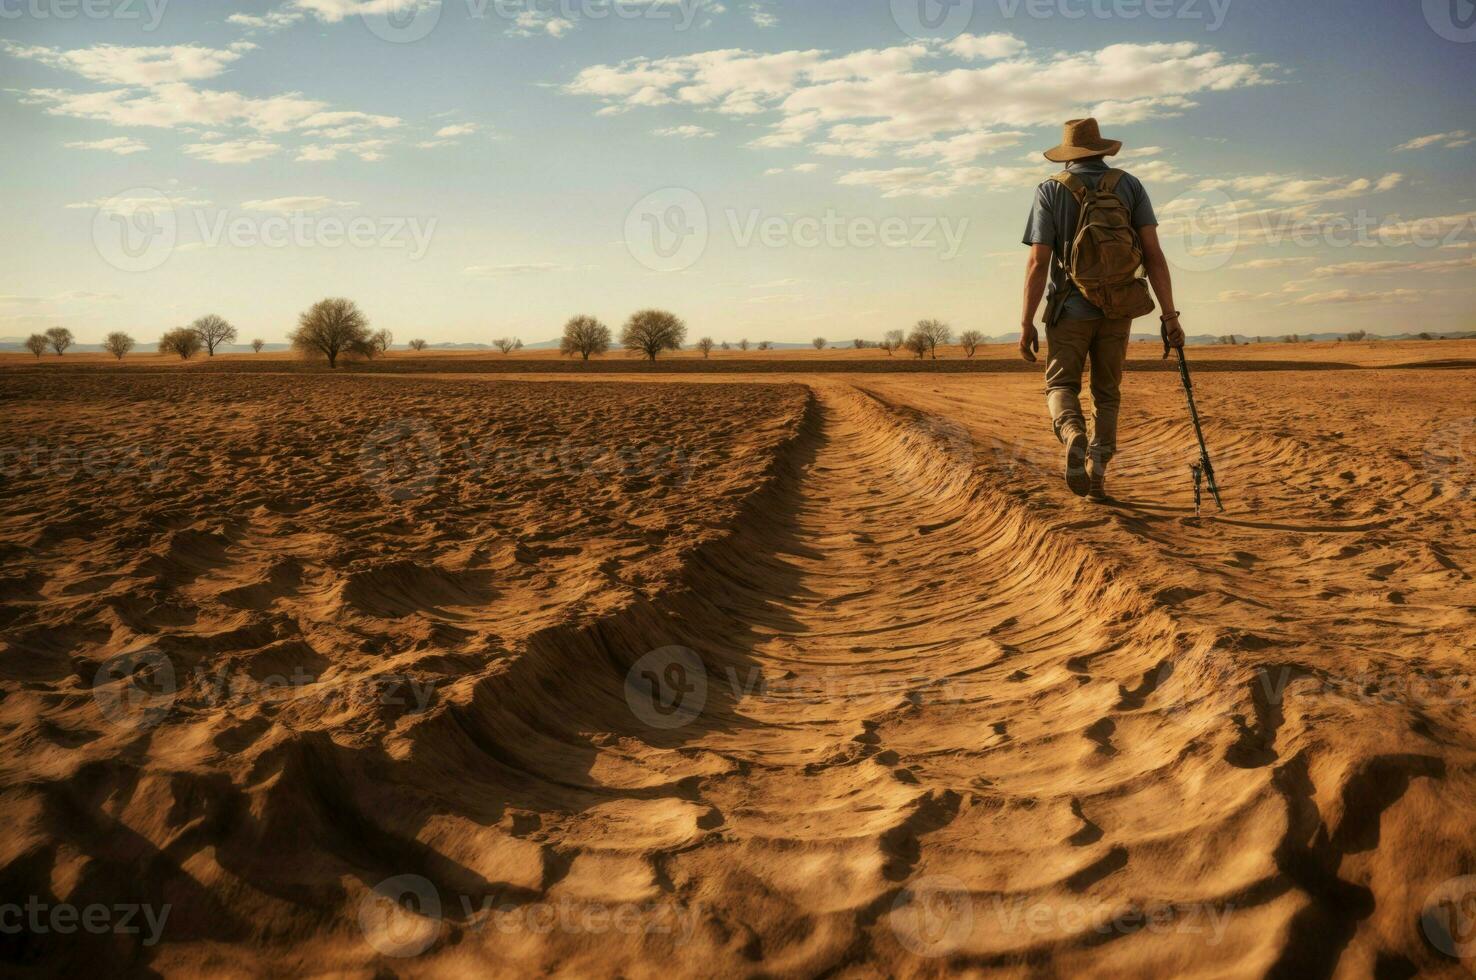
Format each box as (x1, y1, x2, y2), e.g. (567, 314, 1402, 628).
(1020, 243, 1052, 362)
(1138, 225, 1185, 349)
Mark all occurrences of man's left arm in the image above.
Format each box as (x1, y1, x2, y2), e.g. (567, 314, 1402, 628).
(1138, 226, 1185, 349)
(1130, 182, 1184, 350)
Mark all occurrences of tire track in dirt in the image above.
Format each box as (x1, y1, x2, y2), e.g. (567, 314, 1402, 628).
(372, 380, 1315, 976)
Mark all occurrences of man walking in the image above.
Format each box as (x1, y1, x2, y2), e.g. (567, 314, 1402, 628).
(1019, 118, 1185, 502)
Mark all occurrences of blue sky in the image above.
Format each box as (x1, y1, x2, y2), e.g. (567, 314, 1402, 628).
(1, 0, 1472, 344)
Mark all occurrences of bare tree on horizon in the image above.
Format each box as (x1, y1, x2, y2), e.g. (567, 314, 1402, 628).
(561, 316, 612, 361)
(621, 309, 686, 362)
(408, 339, 429, 351)
(25, 334, 48, 358)
(697, 337, 715, 358)
(159, 326, 203, 360)
(368, 328, 394, 356)
(45, 327, 73, 356)
(251, 338, 265, 353)
(880, 328, 904, 356)
(290, 298, 369, 368)
(912, 319, 951, 360)
(103, 332, 135, 360)
(903, 329, 929, 359)
(191, 314, 237, 356)
(959, 329, 983, 358)
(494, 337, 523, 355)
(812, 337, 827, 350)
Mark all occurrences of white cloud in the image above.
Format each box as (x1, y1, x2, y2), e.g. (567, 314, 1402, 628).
(1394, 130, 1472, 152)
(1232, 257, 1314, 270)
(838, 163, 1047, 198)
(1310, 256, 1476, 278)
(183, 139, 281, 163)
(943, 33, 1027, 60)
(1292, 289, 1423, 305)
(67, 194, 211, 215)
(508, 10, 576, 37)
(65, 136, 148, 155)
(228, 9, 305, 31)
(654, 124, 716, 138)
(895, 130, 1028, 166)
(291, 0, 435, 23)
(464, 262, 570, 277)
(8, 39, 404, 164)
(241, 196, 358, 212)
(748, 3, 777, 28)
(1196, 172, 1403, 204)
(1218, 289, 1279, 302)
(297, 139, 391, 161)
(434, 123, 478, 138)
(2, 41, 247, 86)
(566, 39, 1271, 195)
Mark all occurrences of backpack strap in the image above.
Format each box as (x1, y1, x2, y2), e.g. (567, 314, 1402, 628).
(1098, 169, 1125, 194)
(1051, 171, 1089, 207)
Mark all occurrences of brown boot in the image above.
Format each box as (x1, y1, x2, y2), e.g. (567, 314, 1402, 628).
(1086, 457, 1109, 503)
(1063, 428, 1090, 497)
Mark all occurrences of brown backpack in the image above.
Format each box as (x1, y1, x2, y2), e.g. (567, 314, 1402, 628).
(1051, 169, 1156, 322)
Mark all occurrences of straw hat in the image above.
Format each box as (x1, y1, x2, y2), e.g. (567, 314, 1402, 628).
(1043, 118, 1122, 163)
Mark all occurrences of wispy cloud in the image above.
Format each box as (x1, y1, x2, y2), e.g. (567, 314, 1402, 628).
(183, 139, 280, 163)
(1291, 288, 1423, 305)
(1394, 130, 1472, 152)
(654, 124, 716, 139)
(7, 39, 406, 165)
(2, 40, 251, 86)
(464, 262, 572, 277)
(64, 136, 148, 155)
(241, 196, 359, 212)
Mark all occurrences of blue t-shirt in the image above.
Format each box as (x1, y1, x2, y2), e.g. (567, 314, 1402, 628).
(1022, 159, 1158, 321)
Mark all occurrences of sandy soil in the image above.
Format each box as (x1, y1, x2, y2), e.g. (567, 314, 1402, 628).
(1, 353, 1474, 977)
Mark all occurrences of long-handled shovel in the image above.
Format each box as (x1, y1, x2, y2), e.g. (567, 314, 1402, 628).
(1164, 333, 1224, 516)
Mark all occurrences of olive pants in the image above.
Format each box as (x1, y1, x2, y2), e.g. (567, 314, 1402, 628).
(1044, 317, 1133, 467)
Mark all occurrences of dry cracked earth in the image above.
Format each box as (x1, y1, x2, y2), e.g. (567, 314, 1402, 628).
(1, 364, 1474, 977)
